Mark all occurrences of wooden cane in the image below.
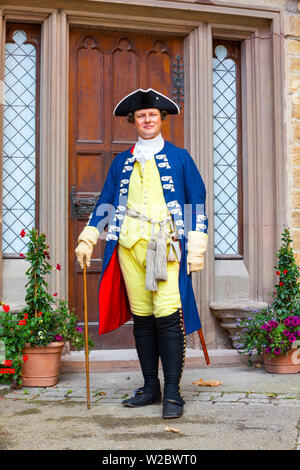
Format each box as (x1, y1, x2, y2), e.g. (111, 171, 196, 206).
(198, 328, 210, 366)
(83, 261, 91, 409)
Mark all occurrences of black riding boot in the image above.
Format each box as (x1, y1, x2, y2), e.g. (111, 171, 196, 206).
(156, 309, 186, 418)
(122, 314, 161, 407)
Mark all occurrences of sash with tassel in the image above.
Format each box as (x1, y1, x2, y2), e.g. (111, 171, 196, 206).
(125, 208, 181, 291)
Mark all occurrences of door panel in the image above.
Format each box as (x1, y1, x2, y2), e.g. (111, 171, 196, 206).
(69, 29, 184, 348)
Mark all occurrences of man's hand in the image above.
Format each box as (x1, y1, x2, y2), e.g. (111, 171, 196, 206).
(75, 226, 100, 269)
(187, 231, 208, 275)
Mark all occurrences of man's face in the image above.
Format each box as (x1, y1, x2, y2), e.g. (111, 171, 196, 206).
(133, 108, 163, 139)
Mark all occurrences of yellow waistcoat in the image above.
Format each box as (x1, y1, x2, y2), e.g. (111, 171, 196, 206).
(118, 158, 172, 249)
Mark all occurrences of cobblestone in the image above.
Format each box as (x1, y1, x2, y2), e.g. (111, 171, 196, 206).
(1, 366, 299, 450)
(4, 385, 300, 407)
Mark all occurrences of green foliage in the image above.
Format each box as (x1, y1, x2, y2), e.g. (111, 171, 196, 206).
(236, 228, 300, 365)
(23, 229, 53, 317)
(0, 228, 94, 386)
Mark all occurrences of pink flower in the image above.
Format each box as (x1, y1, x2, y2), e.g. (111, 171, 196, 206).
(53, 293, 58, 297)
(19, 253, 25, 258)
(55, 335, 62, 341)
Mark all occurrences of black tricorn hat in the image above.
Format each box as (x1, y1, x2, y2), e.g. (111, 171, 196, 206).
(113, 88, 180, 116)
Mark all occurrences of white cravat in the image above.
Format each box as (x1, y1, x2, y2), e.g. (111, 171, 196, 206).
(134, 133, 164, 171)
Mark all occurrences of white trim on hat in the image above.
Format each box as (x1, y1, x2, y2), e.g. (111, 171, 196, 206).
(113, 87, 180, 116)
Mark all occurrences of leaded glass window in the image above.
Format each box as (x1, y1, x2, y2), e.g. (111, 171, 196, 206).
(3, 24, 40, 256)
(213, 40, 243, 258)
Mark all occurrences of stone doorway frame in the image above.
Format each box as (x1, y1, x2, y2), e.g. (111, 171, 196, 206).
(0, 1, 286, 348)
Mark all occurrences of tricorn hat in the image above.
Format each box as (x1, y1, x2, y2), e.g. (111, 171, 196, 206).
(113, 88, 180, 116)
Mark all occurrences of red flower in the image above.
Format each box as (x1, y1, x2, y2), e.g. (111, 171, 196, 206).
(22, 356, 29, 362)
(279, 282, 284, 286)
(276, 271, 280, 275)
(2, 304, 10, 312)
(18, 319, 26, 325)
(4, 360, 12, 366)
(53, 293, 58, 297)
(55, 264, 61, 271)
(283, 269, 288, 274)
(19, 253, 25, 258)
(20, 229, 26, 238)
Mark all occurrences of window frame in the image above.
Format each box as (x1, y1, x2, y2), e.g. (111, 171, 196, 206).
(3, 22, 41, 259)
(212, 38, 243, 260)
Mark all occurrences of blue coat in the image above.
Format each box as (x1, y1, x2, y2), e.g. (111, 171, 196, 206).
(87, 140, 208, 336)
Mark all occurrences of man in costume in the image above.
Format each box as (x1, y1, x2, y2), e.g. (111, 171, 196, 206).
(75, 88, 208, 419)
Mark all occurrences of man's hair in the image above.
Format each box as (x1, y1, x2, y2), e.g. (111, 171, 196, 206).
(127, 109, 168, 123)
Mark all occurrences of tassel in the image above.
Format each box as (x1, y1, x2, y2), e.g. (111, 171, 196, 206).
(155, 228, 168, 281)
(167, 239, 177, 262)
(145, 240, 158, 291)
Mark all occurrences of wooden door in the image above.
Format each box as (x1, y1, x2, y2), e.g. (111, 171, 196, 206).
(68, 29, 184, 348)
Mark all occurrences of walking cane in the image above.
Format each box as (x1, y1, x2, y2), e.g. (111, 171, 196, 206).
(83, 260, 91, 409)
(198, 328, 210, 366)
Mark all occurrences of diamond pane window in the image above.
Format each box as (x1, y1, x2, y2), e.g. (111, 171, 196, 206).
(213, 40, 242, 257)
(3, 25, 40, 255)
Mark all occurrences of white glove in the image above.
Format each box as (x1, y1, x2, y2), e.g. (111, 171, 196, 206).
(187, 231, 208, 275)
(75, 226, 99, 269)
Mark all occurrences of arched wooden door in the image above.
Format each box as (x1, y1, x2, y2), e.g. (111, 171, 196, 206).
(68, 29, 184, 348)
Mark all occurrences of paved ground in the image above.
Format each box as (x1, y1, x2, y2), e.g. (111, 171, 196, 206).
(0, 360, 299, 452)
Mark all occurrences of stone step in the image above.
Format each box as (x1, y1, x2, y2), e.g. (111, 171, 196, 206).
(61, 348, 244, 372)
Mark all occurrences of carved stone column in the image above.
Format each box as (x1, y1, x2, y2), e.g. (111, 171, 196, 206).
(40, 10, 69, 298)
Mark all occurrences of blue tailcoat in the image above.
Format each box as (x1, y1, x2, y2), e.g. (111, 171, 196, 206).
(87, 140, 208, 336)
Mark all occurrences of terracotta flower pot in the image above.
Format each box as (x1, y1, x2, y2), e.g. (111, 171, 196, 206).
(21, 342, 64, 387)
(263, 348, 300, 374)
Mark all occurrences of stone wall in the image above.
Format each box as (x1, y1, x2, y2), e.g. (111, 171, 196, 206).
(287, 3, 300, 263)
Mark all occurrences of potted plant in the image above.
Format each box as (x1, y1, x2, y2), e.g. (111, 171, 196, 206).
(236, 228, 300, 373)
(0, 228, 94, 388)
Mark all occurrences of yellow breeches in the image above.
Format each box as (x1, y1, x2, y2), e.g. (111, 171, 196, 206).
(117, 239, 182, 318)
